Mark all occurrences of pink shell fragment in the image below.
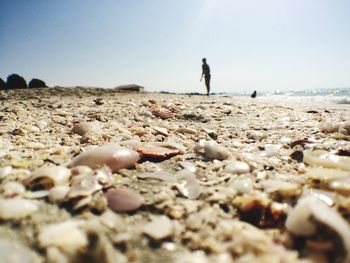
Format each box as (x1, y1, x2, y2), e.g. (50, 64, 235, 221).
(105, 188, 143, 212)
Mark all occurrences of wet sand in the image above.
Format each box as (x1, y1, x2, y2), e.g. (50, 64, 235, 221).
(0, 87, 349, 263)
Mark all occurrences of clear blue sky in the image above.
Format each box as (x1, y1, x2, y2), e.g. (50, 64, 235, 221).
(1, 0, 349, 93)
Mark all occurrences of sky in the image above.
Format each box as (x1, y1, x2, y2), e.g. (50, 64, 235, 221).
(1, 0, 350, 93)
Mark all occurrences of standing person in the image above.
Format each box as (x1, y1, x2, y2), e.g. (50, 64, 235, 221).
(200, 58, 211, 96)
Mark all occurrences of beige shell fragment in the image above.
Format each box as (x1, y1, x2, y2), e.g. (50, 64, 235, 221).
(0, 198, 38, 220)
(38, 220, 88, 252)
(143, 216, 174, 240)
(304, 150, 350, 171)
(305, 167, 350, 183)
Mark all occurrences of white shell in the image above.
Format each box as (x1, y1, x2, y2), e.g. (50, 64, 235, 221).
(229, 178, 253, 194)
(49, 186, 70, 203)
(286, 196, 350, 261)
(38, 220, 88, 252)
(304, 150, 350, 171)
(305, 167, 350, 183)
(224, 161, 250, 174)
(260, 179, 299, 196)
(329, 177, 350, 193)
(194, 140, 230, 160)
(28, 166, 71, 189)
(1, 181, 25, 197)
(0, 166, 13, 179)
(0, 198, 38, 220)
(175, 169, 201, 199)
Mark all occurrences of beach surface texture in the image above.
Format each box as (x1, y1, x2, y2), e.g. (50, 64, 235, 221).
(0, 87, 349, 263)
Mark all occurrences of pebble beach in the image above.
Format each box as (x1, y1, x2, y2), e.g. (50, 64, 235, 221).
(0, 87, 349, 263)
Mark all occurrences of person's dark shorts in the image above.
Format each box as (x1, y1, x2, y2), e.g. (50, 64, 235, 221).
(205, 74, 211, 86)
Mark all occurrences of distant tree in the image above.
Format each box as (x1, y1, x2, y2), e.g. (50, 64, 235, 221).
(28, 78, 47, 88)
(0, 78, 5, 89)
(6, 74, 27, 89)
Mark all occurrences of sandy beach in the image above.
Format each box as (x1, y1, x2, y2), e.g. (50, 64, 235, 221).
(0, 87, 349, 263)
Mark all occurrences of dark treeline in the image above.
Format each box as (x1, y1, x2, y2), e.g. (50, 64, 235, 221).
(0, 74, 47, 89)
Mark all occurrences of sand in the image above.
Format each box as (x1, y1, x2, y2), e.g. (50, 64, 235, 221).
(0, 87, 349, 263)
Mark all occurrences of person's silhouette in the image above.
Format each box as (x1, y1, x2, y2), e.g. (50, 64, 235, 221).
(201, 58, 211, 96)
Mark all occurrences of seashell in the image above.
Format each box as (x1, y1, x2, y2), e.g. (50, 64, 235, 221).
(24, 166, 71, 191)
(137, 146, 180, 160)
(68, 144, 140, 172)
(329, 177, 350, 195)
(150, 105, 174, 119)
(1, 181, 25, 197)
(27, 142, 45, 150)
(143, 216, 173, 240)
(246, 130, 267, 140)
(0, 238, 39, 263)
(224, 161, 250, 174)
(137, 171, 176, 183)
(176, 127, 197, 135)
(304, 150, 350, 171)
(72, 195, 92, 210)
(70, 165, 93, 176)
(179, 161, 197, 173)
(301, 189, 335, 206)
(71, 121, 101, 136)
(260, 144, 282, 157)
(49, 185, 70, 203)
(319, 121, 350, 135)
(153, 126, 168, 136)
(150, 141, 187, 154)
(174, 169, 201, 199)
(0, 198, 38, 220)
(94, 166, 114, 186)
(286, 196, 350, 261)
(55, 109, 69, 116)
(233, 194, 286, 228)
(202, 127, 218, 139)
(194, 140, 230, 160)
(305, 167, 349, 183)
(229, 178, 254, 194)
(139, 110, 153, 118)
(25, 190, 49, 199)
(105, 188, 143, 212)
(38, 220, 88, 252)
(259, 179, 300, 196)
(0, 166, 12, 178)
(68, 174, 102, 199)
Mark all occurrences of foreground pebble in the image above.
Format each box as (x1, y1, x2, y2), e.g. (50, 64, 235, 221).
(105, 188, 143, 212)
